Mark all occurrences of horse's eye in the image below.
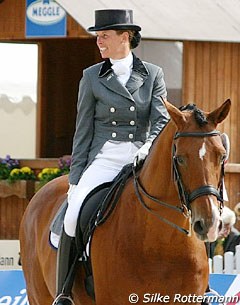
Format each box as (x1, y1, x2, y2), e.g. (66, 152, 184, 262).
(176, 156, 185, 165)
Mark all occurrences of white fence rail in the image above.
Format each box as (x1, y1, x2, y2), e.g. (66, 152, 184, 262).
(209, 244, 240, 274)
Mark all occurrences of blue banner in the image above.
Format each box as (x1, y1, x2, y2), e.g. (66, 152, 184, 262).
(0, 270, 29, 304)
(26, 0, 66, 38)
(0, 271, 240, 304)
(209, 274, 240, 304)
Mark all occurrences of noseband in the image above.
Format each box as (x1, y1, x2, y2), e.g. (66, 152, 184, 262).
(133, 130, 225, 235)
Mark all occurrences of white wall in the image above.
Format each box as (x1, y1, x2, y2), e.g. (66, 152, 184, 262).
(0, 43, 38, 159)
(0, 97, 36, 159)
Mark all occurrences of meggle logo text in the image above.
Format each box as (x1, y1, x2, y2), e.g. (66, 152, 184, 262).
(26, 0, 66, 25)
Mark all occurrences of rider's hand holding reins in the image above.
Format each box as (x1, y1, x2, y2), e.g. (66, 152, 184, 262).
(134, 141, 152, 165)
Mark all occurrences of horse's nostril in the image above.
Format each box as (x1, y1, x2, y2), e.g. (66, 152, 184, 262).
(194, 219, 207, 235)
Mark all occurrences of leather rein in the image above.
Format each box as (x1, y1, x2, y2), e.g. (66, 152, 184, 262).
(133, 130, 225, 236)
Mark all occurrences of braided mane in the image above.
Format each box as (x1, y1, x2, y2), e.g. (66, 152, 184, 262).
(179, 104, 208, 127)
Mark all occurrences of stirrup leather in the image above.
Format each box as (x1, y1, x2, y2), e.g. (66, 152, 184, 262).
(52, 293, 75, 305)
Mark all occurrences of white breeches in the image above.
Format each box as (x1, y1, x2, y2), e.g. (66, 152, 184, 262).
(64, 140, 141, 237)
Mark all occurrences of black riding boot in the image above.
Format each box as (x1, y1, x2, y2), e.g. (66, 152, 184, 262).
(52, 230, 76, 305)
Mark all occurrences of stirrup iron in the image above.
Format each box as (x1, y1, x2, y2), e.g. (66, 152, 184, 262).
(52, 293, 75, 305)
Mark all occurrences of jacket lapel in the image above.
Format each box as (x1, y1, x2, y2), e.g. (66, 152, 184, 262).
(99, 59, 134, 101)
(98, 55, 149, 101)
(126, 55, 149, 94)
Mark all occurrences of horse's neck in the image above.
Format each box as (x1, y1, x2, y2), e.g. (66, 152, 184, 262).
(140, 122, 178, 200)
(112, 122, 191, 256)
(123, 122, 188, 251)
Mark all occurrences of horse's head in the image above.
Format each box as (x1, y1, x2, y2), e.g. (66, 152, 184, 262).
(165, 99, 231, 242)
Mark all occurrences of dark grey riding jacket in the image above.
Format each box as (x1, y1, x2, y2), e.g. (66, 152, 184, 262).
(69, 54, 169, 185)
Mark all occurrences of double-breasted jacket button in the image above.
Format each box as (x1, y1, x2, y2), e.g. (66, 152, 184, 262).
(112, 132, 117, 138)
(110, 107, 116, 113)
(112, 121, 117, 126)
(129, 106, 135, 112)
(129, 133, 134, 139)
(130, 120, 135, 126)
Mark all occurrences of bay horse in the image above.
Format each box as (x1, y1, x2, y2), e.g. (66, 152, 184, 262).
(20, 99, 231, 305)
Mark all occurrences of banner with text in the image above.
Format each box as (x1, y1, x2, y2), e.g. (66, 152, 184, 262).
(0, 270, 28, 305)
(26, 0, 66, 38)
(0, 240, 21, 270)
(0, 271, 240, 304)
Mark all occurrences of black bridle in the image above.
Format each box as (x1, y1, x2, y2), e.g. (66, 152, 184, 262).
(173, 130, 224, 209)
(133, 130, 225, 235)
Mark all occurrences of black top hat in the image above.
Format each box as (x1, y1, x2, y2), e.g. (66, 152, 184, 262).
(88, 9, 141, 32)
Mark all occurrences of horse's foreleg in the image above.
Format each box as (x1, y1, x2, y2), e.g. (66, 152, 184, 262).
(21, 251, 54, 305)
(20, 225, 54, 305)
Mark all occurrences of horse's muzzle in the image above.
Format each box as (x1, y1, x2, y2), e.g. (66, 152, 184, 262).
(193, 208, 221, 242)
(192, 218, 210, 241)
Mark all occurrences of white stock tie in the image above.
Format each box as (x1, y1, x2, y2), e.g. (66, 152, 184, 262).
(111, 62, 131, 86)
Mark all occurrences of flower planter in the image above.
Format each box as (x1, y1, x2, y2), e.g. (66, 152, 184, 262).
(0, 180, 35, 200)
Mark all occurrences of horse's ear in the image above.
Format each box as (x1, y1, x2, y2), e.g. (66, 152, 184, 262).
(207, 99, 231, 126)
(164, 100, 186, 128)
